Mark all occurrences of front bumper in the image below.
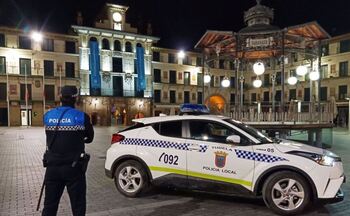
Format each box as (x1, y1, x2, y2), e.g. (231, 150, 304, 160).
(319, 189, 344, 204)
(105, 168, 113, 178)
(315, 174, 345, 199)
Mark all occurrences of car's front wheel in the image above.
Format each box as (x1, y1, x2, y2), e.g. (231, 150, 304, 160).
(262, 171, 311, 215)
(114, 160, 148, 197)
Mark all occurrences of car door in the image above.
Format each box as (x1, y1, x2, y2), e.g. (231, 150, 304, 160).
(136, 120, 188, 187)
(185, 120, 255, 194)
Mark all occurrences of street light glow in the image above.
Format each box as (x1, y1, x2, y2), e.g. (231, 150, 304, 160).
(287, 76, 298, 85)
(309, 71, 320, 81)
(221, 77, 230, 88)
(253, 79, 262, 88)
(177, 50, 185, 59)
(296, 65, 308, 76)
(31, 31, 43, 42)
(204, 74, 211, 84)
(253, 61, 265, 76)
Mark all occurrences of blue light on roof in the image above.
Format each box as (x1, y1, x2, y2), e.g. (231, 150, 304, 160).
(180, 104, 210, 114)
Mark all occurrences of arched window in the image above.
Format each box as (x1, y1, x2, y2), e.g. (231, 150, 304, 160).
(125, 41, 133, 52)
(102, 38, 110, 50)
(136, 43, 143, 48)
(89, 37, 97, 42)
(114, 40, 121, 51)
(89, 37, 98, 48)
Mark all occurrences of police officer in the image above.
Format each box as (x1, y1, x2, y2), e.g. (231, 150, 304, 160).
(42, 86, 94, 216)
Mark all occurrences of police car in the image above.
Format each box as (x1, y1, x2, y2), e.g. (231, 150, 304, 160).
(105, 104, 344, 215)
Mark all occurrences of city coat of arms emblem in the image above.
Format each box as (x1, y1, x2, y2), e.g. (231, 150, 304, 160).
(215, 151, 228, 168)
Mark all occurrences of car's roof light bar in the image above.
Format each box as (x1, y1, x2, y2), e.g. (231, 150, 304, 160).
(179, 104, 210, 115)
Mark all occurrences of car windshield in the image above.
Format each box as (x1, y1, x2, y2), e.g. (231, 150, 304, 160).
(224, 119, 274, 144)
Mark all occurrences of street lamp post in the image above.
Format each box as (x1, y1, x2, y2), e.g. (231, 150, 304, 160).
(239, 75, 244, 116)
(6, 66, 10, 127)
(309, 67, 320, 121)
(271, 74, 276, 120)
(25, 64, 28, 127)
(31, 31, 44, 115)
(203, 63, 211, 106)
(6, 49, 17, 127)
(221, 75, 230, 114)
(294, 61, 320, 122)
(252, 61, 266, 120)
(345, 97, 350, 133)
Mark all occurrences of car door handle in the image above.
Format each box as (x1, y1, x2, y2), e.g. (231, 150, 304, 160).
(188, 146, 201, 150)
(188, 144, 202, 151)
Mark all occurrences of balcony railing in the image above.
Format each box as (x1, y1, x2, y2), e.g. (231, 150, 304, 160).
(228, 101, 336, 123)
(1, 66, 80, 79)
(80, 88, 152, 98)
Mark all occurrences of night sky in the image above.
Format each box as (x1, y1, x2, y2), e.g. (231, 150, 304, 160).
(1, 0, 350, 50)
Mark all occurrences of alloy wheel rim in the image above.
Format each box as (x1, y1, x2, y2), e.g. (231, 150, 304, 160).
(271, 178, 305, 211)
(118, 166, 142, 193)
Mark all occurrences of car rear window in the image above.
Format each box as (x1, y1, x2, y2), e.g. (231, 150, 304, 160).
(119, 123, 145, 133)
(152, 121, 182, 138)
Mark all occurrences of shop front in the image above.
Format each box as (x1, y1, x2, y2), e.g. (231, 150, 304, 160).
(80, 96, 152, 126)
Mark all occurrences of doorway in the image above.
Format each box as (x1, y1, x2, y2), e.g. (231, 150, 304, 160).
(21, 110, 32, 126)
(113, 76, 123, 97)
(0, 108, 8, 126)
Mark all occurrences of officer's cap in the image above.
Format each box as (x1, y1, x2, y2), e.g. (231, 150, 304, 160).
(61, 86, 78, 97)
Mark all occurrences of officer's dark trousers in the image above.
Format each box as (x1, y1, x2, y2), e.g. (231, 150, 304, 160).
(42, 165, 86, 216)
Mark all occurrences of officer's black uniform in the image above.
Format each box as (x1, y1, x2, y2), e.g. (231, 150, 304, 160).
(42, 86, 94, 216)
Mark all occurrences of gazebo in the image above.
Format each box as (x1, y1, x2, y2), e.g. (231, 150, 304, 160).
(195, 0, 330, 122)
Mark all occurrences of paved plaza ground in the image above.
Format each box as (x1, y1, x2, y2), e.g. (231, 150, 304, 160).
(0, 126, 349, 216)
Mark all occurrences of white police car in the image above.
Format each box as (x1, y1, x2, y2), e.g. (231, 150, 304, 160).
(105, 104, 344, 215)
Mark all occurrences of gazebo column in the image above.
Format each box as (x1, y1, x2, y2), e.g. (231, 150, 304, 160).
(235, 34, 240, 115)
(281, 31, 286, 122)
(317, 40, 322, 122)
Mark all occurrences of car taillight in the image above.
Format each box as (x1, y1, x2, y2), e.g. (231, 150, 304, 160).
(111, 133, 125, 145)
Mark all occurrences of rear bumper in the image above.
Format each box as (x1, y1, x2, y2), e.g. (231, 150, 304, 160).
(105, 168, 113, 178)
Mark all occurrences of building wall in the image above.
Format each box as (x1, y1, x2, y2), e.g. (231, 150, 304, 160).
(0, 27, 79, 126)
(151, 47, 235, 116)
(75, 29, 155, 97)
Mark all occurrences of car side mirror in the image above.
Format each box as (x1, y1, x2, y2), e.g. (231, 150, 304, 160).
(226, 135, 240, 144)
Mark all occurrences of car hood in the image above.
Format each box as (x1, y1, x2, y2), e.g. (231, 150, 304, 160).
(274, 139, 339, 157)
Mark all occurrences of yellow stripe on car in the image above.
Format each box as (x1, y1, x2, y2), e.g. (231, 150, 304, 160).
(149, 166, 252, 187)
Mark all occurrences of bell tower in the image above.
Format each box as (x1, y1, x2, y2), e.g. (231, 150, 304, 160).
(106, 4, 129, 31)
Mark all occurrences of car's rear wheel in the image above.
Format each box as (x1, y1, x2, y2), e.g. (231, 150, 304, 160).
(114, 160, 148, 197)
(262, 171, 311, 215)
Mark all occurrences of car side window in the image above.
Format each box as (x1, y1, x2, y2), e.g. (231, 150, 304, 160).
(189, 121, 250, 145)
(153, 121, 183, 138)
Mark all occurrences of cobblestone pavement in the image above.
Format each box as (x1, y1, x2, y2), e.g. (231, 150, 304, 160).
(0, 126, 349, 216)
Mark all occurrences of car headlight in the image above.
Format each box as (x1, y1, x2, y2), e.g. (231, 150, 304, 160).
(288, 151, 340, 167)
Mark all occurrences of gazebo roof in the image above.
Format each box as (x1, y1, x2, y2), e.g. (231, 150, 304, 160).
(195, 21, 330, 60)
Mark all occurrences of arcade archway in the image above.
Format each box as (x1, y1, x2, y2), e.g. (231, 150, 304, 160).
(205, 95, 226, 114)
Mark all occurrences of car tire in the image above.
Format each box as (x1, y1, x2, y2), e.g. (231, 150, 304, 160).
(114, 160, 149, 197)
(262, 171, 311, 215)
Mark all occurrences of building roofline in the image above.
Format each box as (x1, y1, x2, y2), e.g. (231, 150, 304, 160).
(194, 30, 233, 49)
(106, 3, 129, 11)
(71, 25, 160, 42)
(328, 32, 350, 42)
(152, 46, 201, 56)
(285, 21, 331, 39)
(0, 26, 78, 40)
